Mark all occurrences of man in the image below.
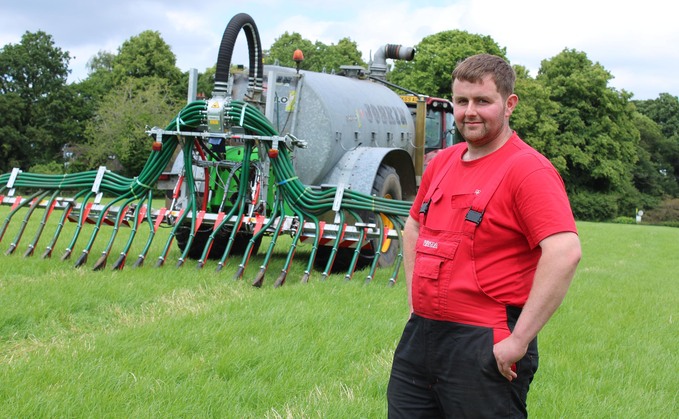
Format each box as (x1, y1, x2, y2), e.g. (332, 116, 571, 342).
(387, 54, 581, 418)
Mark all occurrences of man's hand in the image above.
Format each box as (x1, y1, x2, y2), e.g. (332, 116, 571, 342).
(493, 335, 527, 381)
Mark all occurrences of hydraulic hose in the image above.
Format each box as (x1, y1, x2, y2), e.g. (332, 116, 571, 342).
(0, 95, 411, 278)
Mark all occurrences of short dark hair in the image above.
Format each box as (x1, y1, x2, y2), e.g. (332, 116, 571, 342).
(452, 54, 515, 99)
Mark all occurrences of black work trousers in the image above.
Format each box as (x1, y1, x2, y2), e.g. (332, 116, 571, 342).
(387, 313, 539, 418)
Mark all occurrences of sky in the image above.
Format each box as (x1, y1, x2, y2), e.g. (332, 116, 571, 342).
(1, 0, 677, 101)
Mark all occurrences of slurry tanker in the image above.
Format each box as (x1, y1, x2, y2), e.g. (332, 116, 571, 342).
(0, 13, 455, 286)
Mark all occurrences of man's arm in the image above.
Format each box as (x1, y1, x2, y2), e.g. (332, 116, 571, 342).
(401, 215, 420, 312)
(494, 231, 582, 381)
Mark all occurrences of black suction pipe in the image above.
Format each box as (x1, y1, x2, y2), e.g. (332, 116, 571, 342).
(214, 13, 264, 96)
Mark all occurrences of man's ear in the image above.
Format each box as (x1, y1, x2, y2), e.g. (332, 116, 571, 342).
(505, 93, 519, 116)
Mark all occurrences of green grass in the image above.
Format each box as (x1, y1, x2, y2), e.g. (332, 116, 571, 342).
(529, 222, 678, 418)
(0, 207, 677, 417)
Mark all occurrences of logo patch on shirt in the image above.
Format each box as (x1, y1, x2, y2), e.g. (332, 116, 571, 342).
(423, 240, 438, 249)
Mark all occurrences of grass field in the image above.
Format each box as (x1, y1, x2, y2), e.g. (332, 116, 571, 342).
(0, 208, 677, 417)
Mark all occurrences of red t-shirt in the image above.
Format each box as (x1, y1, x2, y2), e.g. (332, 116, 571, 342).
(410, 133, 578, 306)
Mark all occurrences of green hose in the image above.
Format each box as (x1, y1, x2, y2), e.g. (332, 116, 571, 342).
(0, 97, 411, 281)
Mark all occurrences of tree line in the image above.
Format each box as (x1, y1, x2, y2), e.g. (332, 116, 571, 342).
(1, 29, 678, 223)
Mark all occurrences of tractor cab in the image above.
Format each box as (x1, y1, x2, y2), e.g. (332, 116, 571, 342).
(401, 95, 457, 169)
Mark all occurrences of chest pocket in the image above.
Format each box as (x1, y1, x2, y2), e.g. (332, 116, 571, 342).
(422, 190, 476, 231)
(412, 231, 461, 316)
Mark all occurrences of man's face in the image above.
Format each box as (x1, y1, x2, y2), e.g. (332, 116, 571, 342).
(452, 75, 516, 148)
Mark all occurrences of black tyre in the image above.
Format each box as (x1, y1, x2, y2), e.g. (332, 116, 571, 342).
(365, 164, 402, 267)
(314, 164, 402, 272)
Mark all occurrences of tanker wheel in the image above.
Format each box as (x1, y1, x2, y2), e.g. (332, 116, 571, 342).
(365, 164, 402, 268)
(175, 225, 261, 260)
(314, 164, 402, 273)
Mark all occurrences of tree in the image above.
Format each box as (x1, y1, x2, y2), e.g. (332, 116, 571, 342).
(0, 31, 79, 171)
(75, 50, 117, 101)
(79, 77, 178, 177)
(264, 32, 365, 73)
(632, 113, 674, 197)
(71, 31, 189, 173)
(111, 30, 184, 100)
(536, 49, 639, 197)
(0, 31, 71, 99)
(112, 31, 181, 82)
(307, 38, 365, 72)
(88, 50, 116, 74)
(635, 93, 679, 138)
(264, 32, 315, 69)
(512, 65, 562, 169)
(196, 65, 216, 98)
(0, 93, 27, 171)
(634, 94, 679, 195)
(388, 30, 506, 98)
